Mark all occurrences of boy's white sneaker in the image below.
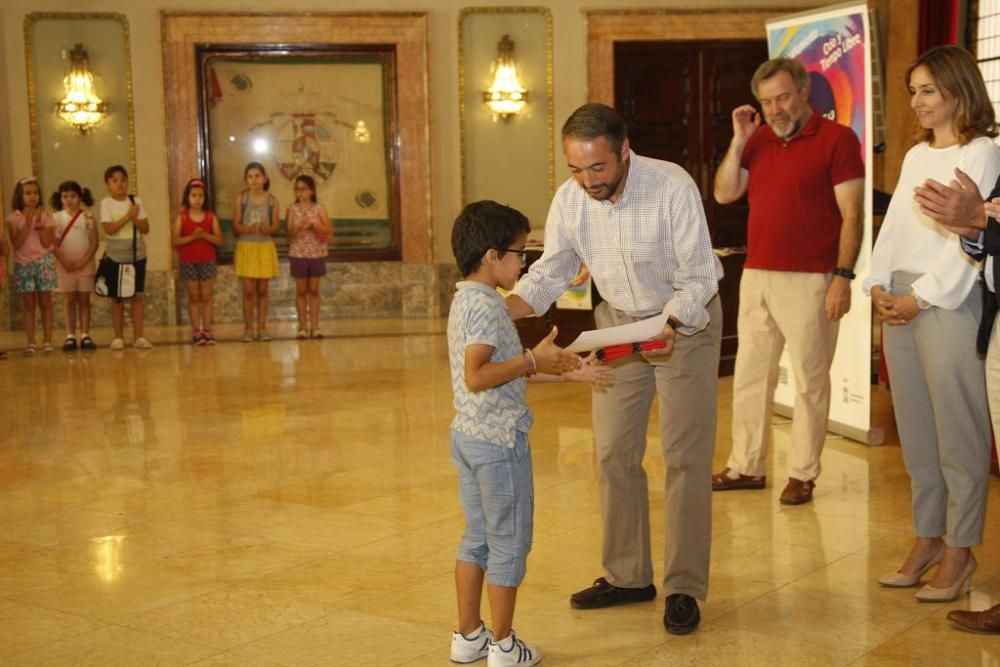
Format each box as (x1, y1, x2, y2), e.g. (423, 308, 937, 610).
(109, 337, 125, 351)
(451, 622, 492, 663)
(488, 631, 541, 666)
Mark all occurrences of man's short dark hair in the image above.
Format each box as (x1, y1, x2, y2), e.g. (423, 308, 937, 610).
(451, 200, 530, 277)
(561, 103, 628, 153)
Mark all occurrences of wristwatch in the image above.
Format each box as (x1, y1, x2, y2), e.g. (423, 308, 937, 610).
(833, 267, 856, 280)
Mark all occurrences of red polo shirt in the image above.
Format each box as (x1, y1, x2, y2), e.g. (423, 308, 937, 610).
(741, 110, 864, 272)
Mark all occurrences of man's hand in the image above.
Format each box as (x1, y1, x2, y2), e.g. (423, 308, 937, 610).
(530, 326, 581, 374)
(984, 197, 1000, 225)
(641, 319, 678, 358)
(731, 104, 761, 145)
(825, 276, 851, 321)
(913, 168, 986, 236)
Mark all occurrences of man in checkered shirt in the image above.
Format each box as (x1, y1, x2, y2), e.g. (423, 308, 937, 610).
(507, 103, 723, 635)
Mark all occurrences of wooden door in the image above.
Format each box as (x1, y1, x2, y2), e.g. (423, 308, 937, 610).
(615, 39, 768, 375)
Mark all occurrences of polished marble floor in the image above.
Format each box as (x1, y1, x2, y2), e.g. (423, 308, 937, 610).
(1, 319, 1000, 665)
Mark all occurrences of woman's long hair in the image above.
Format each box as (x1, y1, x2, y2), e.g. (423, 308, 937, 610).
(907, 45, 998, 145)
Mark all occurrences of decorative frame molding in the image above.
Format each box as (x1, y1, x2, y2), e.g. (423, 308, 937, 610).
(160, 11, 431, 263)
(584, 7, 815, 105)
(24, 12, 138, 188)
(458, 6, 554, 204)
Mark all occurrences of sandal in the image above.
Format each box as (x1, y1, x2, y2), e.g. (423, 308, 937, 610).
(63, 336, 77, 351)
(297, 329, 309, 339)
(42, 344, 55, 353)
(23, 345, 36, 357)
(242, 330, 254, 343)
(258, 331, 271, 342)
(311, 330, 324, 339)
(80, 336, 97, 351)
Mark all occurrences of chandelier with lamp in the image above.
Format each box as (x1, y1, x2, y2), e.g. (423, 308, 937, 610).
(483, 35, 528, 122)
(55, 43, 108, 134)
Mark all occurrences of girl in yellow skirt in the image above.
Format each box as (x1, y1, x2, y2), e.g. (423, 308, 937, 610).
(233, 161, 280, 341)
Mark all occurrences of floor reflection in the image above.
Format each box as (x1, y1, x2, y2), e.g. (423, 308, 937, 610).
(0, 320, 998, 664)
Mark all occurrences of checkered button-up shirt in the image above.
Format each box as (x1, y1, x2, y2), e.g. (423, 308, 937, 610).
(512, 151, 722, 333)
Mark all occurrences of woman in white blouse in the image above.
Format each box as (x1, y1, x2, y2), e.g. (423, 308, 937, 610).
(865, 46, 999, 601)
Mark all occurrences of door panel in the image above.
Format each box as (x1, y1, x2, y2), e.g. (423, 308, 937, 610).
(614, 39, 768, 375)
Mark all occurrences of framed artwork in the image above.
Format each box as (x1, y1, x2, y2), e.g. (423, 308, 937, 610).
(196, 44, 401, 262)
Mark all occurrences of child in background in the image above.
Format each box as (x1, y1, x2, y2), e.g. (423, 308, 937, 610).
(100, 165, 151, 350)
(172, 178, 222, 345)
(286, 175, 333, 338)
(447, 200, 612, 667)
(233, 161, 280, 342)
(7, 177, 56, 355)
(51, 181, 99, 351)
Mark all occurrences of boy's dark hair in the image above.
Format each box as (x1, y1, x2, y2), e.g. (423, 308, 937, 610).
(181, 178, 210, 209)
(294, 175, 318, 202)
(561, 103, 628, 153)
(50, 180, 94, 210)
(451, 200, 530, 277)
(103, 164, 128, 183)
(244, 161, 270, 191)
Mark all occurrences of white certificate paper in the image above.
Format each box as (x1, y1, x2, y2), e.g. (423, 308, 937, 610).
(564, 314, 667, 353)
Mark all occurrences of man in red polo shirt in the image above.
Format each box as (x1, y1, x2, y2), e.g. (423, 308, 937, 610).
(711, 57, 864, 505)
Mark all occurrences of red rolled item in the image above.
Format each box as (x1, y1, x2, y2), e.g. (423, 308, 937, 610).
(596, 340, 667, 361)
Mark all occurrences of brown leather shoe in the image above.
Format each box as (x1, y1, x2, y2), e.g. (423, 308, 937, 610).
(711, 468, 766, 491)
(948, 604, 1000, 633)
(779, 478, 815, 505)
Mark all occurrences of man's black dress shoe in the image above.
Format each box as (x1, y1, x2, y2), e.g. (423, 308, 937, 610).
(570, 577, 656, 609)
(663, 593, 700, 635)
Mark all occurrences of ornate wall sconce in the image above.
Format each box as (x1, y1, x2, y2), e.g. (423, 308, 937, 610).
(483, 35, 528, 122)
(55, 43, 108, 134)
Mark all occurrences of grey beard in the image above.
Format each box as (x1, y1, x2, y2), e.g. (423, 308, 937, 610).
(773, 118, 802, 139)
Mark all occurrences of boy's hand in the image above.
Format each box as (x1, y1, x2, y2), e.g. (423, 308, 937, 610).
(531, 326, 580, 374)
(564, 351, 615, 388)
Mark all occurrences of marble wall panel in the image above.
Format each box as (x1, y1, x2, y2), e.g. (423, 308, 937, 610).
(177, 262, 433, 325)
(7, 269, 174, 332)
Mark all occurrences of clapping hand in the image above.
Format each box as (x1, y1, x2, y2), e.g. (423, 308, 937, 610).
(913, 168, 986, 239)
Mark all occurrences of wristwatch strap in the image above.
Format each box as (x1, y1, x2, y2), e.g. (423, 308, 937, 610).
(833, 267, 856, 280)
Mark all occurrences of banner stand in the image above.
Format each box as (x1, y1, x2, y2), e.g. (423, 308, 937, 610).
(766, 2, 876, 446)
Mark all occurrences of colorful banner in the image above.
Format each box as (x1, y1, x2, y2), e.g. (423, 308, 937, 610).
(766, 3, 880, 444)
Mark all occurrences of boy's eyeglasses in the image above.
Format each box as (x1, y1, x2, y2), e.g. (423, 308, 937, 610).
(496, 248, 529, 267)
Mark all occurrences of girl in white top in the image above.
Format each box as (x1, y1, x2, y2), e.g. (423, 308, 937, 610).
(51, 181, 99, 351)
(864, 46, 999, 602)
